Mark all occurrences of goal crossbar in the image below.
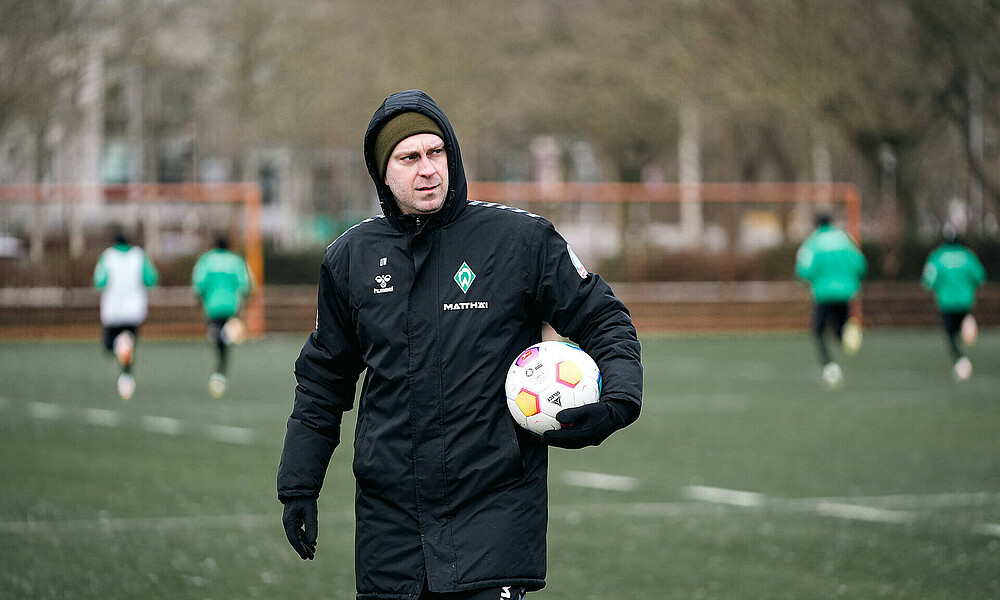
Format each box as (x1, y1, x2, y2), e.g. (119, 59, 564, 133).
(468, 182, 862, 241)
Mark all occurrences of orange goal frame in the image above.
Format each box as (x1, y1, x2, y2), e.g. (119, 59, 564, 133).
(467, 181, 864, 323)
(467, 181, 862, 243)
(0, 182, 266, 335)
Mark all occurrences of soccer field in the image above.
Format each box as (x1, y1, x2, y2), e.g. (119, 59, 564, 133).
(1, 330, 998, 599)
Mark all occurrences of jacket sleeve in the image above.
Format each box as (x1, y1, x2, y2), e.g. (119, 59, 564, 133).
(240, 257, 254, 297)
(531, 222, 642, 424)
(795, 243, 814, 282)
(191, 255, 206, 298)
(921, 257, 937, 290)
(142, 251, 159, 288)
(277, 253, 365, 502)
(93, 251, 108, 290)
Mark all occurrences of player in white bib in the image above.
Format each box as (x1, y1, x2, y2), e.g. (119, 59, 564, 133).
(93, 229, 159, 399)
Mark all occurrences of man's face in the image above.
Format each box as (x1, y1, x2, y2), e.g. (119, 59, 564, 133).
(384, 133, 449, 215)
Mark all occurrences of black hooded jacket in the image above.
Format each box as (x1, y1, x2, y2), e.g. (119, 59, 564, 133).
(278, 90, 642, 599)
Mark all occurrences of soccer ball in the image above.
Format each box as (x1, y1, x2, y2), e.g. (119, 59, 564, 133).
(505, 341, 602, 435)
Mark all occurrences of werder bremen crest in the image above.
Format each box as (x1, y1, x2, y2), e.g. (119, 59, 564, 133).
(453, 262, 476, 293)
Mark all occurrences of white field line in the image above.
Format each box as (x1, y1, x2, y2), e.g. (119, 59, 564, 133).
(563, 470, 638, 492)
(0, 505, 715, 536)
(684, 485, 764, 507)
(83, 407, 121, 427)
(684, 485, 1000, 536)
(0, 510, 355, 535)
(11, 398, 259, 445)
(798, 491, 1000, 509)
(4, 498, 1000, 536)
(206, 424, 255, 445)
(0, 514, 270, 534)
(140, 415, 183, 436)
(973, 523, 1000, 537)
(815, 502, 914, 524)
(28, 401, 62, 420)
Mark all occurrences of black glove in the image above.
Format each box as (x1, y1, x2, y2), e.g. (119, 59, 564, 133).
(281, 497, 318, 560)
(543, 398, 633, 449)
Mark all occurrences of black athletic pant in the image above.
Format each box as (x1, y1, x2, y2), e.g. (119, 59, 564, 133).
(206, 318, 230, 375)
(940, 311, 968, 361)
(102, 324, 138, 374)
(418, 584, 526, 600)
(813, 302, 849, 365)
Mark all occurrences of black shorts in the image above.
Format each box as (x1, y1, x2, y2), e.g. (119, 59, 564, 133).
(814, 302, 849, 337)
(206, 318, 229, 344)
(941, 311, 968, 336)
(102, 324, 138, 353)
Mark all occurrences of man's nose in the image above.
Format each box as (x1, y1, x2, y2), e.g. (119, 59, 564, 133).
(417, 155, 436, 176)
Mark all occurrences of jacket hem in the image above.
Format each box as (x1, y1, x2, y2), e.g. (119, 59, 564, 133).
(356, 578, 545, 600)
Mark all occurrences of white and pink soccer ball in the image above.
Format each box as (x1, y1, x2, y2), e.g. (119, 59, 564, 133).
(505, 341, 602, 436)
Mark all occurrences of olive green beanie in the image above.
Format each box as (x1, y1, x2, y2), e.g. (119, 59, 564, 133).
(374, 112, 445, 178)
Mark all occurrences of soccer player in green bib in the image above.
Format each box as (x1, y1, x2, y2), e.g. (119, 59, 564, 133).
(921, 224, 987, 381)
(192, 235, 253, 397)
(795, 213, 868, 388)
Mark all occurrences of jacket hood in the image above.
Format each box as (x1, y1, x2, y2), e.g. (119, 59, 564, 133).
(364, 90, 468, 232)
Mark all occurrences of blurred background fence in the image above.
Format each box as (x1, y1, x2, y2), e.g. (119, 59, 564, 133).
(1, 181, 997, 338)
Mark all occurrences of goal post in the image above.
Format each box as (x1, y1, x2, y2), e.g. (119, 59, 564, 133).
(0, 182, 265, 336)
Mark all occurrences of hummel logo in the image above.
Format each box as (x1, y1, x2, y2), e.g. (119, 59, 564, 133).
(374, 274, 394, 294)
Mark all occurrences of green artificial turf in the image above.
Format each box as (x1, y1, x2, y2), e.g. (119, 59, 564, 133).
(1, 330, 998, 599)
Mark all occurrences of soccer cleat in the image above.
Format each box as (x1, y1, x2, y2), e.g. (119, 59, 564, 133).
(822, 362, 843, 389)
(114, 331, 134, 367)
(842, 318, 862, 355)
(117, 373, 135, 400)
(209, 372, 228, 398)
(953, 356, 972, 381)
(961, 314, 978, 346)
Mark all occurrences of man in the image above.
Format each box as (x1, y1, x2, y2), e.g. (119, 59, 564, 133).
(795, 212, 867, 388)
(277, 90, 642, 600)
(192, 235, 252, 397)
(921, 224, 986, 380)
(93, 228, 159, 400)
